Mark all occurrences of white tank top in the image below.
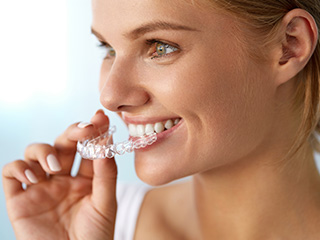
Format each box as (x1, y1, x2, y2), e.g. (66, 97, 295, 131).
(114, 183, 151, 240)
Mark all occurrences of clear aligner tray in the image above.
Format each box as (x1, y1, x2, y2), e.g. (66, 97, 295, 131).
(77, 126, 157, 160)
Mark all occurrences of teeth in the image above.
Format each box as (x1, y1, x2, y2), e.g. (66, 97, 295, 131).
(145, 124, 154, 135)
(128, 124, 137, 137)
(154, 122, 165, 133)
(164, 120, 173, 130)
(136, 124, 145, 136)
(128, 118, 181, 137)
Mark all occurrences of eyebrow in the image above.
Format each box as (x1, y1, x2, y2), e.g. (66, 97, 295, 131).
(91, 28, 106, 41)
(124, 21, 199, 39)
(91, 21, 199, 42)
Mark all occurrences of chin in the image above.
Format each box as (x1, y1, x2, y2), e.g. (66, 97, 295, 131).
(134, 154, 194, 186)
(135, 164, 176, 186)
(137, 174, 173, 186)
(133, 156, 180, 186)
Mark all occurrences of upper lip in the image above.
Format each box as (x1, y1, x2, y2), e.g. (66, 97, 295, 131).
(121, 114, 181, 125)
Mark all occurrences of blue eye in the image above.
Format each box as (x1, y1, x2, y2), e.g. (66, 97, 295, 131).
(149, 41, 179, 59)
(106, 47, 116, 57)
(98, 41, 116, 59)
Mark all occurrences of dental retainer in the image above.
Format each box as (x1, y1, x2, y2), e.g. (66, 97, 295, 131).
(77, 126, 157, 160)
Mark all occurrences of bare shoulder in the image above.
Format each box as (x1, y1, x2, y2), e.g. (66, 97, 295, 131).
(134, 180, 193, 240)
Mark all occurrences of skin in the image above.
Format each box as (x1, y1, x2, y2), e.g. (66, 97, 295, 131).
(95, 0, 277, 186)
(2, 0, 320, 239)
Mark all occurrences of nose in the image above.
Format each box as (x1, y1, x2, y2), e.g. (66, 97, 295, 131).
(99, 58, 150, 112)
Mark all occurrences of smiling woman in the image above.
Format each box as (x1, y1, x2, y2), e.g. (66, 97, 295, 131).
(2, 0, 320, 239)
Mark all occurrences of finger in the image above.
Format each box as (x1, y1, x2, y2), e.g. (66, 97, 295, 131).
(2, 160, 39, 199)
(54, 122, 95, 156)
(77, 158, 94, 178)
(27, 161, 47, 182)
(25, 143, 62, 174)
(91, 133, 117, 217)
(90, 109, 110, 130)
(77, 109, 110, 178)
(53, 109, 109, 174)
(91, 157, 118, 217)
(54, 109, 110, 153)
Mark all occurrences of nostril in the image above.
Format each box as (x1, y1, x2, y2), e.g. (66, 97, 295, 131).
(117, 105, 127, 111)
(117, 96, 150, 111)
(100, 90, 151, 112)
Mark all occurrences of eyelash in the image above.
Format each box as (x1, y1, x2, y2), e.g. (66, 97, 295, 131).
(98, 42, 115, 59)
(97, 40, 179, 60)
(146, 39, 179, 59)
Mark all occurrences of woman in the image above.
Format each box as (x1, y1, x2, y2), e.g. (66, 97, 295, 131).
(3, 0, 320, 239)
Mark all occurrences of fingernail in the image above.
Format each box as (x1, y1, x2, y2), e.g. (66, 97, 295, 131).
(95, 109, 105, 115)
(25, 169, 38, 184)
(77, 122, 93, 128)
(47, 154, 62, 172)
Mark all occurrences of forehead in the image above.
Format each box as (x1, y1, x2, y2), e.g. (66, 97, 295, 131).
(91, 0, 231, 39)
(92, 0, 202, 22)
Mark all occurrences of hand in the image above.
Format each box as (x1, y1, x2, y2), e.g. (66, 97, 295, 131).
(2, 110, 118, 240)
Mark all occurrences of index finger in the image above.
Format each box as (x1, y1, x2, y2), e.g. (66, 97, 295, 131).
(54, 110, 110, 154)
(54, 110, 110, 176)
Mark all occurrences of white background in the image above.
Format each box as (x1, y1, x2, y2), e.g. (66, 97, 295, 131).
(0, 1, 139, 239)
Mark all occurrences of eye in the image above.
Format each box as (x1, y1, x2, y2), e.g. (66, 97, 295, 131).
(148, 40, 179, 59)
(98, 41, 116, 59)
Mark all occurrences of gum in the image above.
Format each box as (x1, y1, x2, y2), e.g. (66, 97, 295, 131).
(77, 126, 157, 160)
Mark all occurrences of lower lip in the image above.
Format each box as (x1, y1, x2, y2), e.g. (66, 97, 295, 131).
(133, 119, 184, 152)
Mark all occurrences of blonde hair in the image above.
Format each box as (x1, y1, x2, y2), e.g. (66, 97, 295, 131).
(200, 0, 320, 159)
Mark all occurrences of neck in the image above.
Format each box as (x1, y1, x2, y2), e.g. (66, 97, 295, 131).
(191, 143, 320, 240)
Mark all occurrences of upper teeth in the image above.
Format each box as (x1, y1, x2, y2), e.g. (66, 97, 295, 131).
(128, 118, 181, 137)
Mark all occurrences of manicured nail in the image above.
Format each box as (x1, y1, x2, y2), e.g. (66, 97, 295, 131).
(25, 169, 38, 184)
(77, 122, 93, 128)
(47, 154, 62, 172)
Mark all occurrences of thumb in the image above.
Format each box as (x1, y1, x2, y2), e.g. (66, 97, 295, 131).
(91, 155, 118, 217)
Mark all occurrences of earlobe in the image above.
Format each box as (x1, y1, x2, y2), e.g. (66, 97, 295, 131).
(276, 9, 318, 85)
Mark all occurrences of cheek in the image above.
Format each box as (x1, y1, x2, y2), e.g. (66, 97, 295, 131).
(148, 48, 252, 122)
(149, 49, 275, 167)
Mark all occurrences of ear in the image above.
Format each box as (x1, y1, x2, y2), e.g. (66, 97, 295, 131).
(275, 9, 318, 86)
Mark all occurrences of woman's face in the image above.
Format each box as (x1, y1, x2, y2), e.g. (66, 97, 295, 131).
(92, 0, 278, 185)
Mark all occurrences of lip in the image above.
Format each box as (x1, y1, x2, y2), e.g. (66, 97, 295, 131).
(133, 118, 184, 152)
(121, 114, 181, 125)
